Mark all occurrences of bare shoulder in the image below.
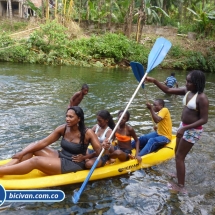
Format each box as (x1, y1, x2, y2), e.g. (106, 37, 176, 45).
(53, 124, 66, 135)
(85, 128, 96, 138)
(126, 124, 134, 132)
(71, 91, 81, 98)
(198, 92, 209, 104)
(91, 124, 97, 131)
(85, 128, 100, 146)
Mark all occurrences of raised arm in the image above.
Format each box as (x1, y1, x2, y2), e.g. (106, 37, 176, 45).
(146, 77, 185, 95)
(146, 103, 162, 123)
(12, 125, 64, 160)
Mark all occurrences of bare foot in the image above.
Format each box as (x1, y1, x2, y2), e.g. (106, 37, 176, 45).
(105, 159, 115, 165)
(128, 154, 135, 159)
(168, 172, 177, 178)
(167, 182, 188, 194)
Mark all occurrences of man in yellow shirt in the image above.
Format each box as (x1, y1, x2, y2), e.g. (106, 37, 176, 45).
(131, 99, 172, 156)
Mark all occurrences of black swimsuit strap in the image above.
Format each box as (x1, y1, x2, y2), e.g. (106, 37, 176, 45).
(62, 125, 67, 138)
(62, 126, 88, 144)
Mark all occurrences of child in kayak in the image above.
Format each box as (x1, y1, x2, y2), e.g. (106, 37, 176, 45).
(85, 110, 115, 168)
(107, 110, 141, 163)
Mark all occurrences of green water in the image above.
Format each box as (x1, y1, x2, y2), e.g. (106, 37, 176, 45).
(0, 62, 215, 214)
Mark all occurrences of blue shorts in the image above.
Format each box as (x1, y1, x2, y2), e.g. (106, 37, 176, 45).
(113, 146, 132, 161)
(87, 149, 109, 166)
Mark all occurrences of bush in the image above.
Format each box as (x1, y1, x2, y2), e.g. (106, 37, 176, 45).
(68, 33, 150, 64)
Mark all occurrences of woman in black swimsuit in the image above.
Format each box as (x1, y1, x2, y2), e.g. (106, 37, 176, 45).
(0, 106, 102, 175)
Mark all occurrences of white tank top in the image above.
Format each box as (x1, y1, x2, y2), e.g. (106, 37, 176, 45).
(95, 125, 111, 143)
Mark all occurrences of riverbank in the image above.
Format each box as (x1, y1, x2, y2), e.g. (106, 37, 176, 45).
(0, 19, 215, 72)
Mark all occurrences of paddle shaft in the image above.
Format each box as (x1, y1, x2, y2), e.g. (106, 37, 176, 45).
(72, 147, 105, 203)
(108, 72, 148, 142)
(72, 37, 172, 203)
(72, 73, 147, 204)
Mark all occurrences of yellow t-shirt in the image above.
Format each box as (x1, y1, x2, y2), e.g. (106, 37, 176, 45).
(157, 107, 172, 140)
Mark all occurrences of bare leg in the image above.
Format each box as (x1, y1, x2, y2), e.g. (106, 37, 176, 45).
(167, 137, 181, 179)
(175, 139, 193, 186)
(175, 137, 181, 154)
(0, 156, 61, 175)
(109, 150, 128, 162)
(0, 147, 58, 168)
(85, 157, 103, 169)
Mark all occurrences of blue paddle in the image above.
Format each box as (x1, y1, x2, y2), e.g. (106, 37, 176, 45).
(72, 37, 172, 204)
(130, 62, 145, 89)
(130, 61, 156, 125)
(72, 148, 105, 204)
(146, 37, 172, 73)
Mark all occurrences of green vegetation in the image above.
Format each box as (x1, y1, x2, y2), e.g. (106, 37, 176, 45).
(0, 0, 215, 72)
(0, 20, 215, 72)
(0, 21, 149, 67)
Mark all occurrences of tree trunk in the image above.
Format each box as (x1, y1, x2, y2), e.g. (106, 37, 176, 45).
(108, 0, 112, 29)
(123, 0, 134, 38)
(136, 0, 145, 42)
(55, 0, 58, 19)
(98, 0, 104, 28)
(86, 0, 89, 21)
(163, 0, 167, 12)
(7, 0, 13, 21)
(46, 0, 49, 21)
(178, 1, 183, 22)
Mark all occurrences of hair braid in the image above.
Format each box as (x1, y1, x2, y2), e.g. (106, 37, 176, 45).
(189, 70, 205, 94)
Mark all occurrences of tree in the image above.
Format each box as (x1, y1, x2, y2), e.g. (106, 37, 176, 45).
(136, 0, 146, 42)
(7, 0, 13, 21)
(123, 0, 134, 38)
(187, 2, 215, 35)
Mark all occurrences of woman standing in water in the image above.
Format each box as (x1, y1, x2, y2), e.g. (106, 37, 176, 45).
(0, 106, 101, 175)
(146, 70, 209, 193)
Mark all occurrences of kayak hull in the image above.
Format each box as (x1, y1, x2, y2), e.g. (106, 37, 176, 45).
(0, 135, 176, 190)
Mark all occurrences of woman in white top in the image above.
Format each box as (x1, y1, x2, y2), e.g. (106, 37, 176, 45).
(85, 110, 115, 168)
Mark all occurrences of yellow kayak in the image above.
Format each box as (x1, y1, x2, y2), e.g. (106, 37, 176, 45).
(0, 135, 176, 190)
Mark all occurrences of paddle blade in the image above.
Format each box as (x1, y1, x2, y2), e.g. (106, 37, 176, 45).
(146, 37, 172, 73)
(130, 62, 145, 89)
(72, 190, 80, 204)
(71, 148, 105, 204)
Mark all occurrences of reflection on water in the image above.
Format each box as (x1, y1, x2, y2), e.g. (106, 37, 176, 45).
(0, 62, 215, 214)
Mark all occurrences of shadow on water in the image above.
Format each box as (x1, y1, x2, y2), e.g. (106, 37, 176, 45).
(0, 62, 215, 214)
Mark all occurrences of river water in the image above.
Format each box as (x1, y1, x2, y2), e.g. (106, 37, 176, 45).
(0, 62, 215, 214)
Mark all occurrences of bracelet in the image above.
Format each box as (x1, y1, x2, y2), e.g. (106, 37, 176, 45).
(108, 144, 112, 151)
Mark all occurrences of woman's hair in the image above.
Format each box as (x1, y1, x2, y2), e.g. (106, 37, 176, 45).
(118, 110, 130, 121)
(67, 106, 85, 149)
(97, 110, 115, 129)
(189, 70, 205, 93)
